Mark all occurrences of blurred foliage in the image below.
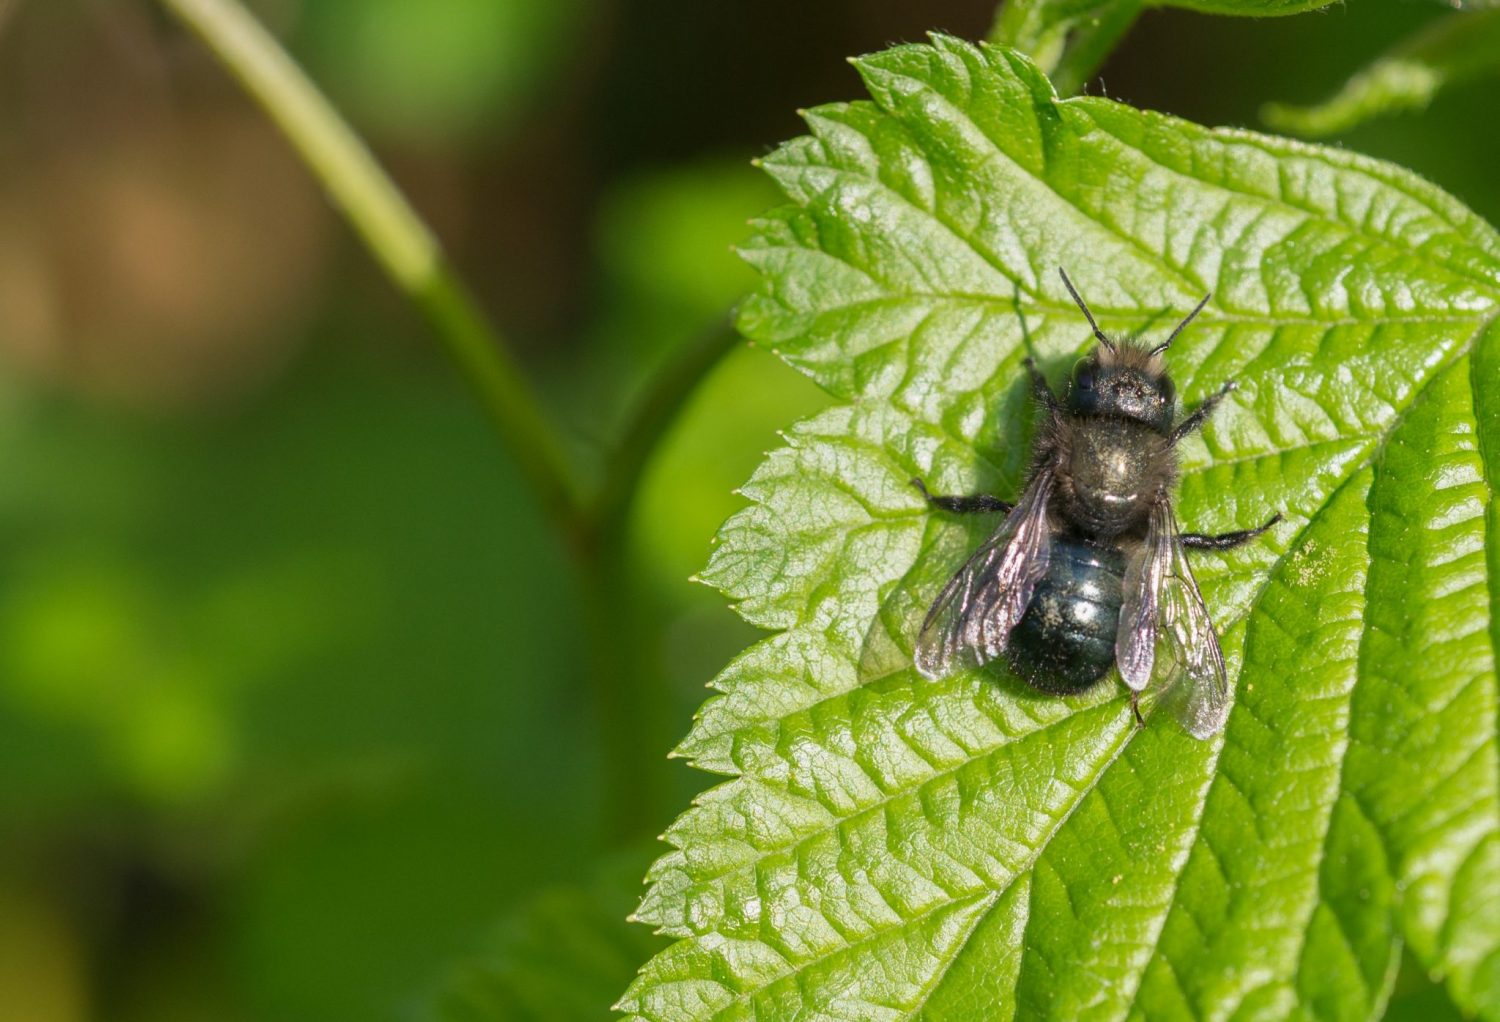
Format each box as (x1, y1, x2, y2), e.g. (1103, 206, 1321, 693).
(565, 160, 807, 479)
(579, 158, 829, 585)
(0, 343, 591, 1021)
(988, 0, 1340, 97)
(0, 15, 825, 1012)
(0, 1, 1496, 1021)
(432, 848, 660, 1022)
(290, 0, 589, 142)
(592, 164, 775, 380)
(1262, 8, 1500, 137)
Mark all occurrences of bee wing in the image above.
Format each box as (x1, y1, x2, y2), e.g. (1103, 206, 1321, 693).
(913, 470, 1054, 680)
(1119, 500, 1230, 738)
(1116, 500, 1173, 693)
(1158, 520, 1230, 739)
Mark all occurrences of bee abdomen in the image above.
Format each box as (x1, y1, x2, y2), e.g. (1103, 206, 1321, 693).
(1006, 537, 1125, 694)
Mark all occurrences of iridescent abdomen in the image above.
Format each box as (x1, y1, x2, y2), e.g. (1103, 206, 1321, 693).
(1005, 537, 1125, 694)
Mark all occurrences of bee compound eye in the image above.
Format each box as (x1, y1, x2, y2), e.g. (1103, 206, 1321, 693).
(1073, 361, 1095, 390)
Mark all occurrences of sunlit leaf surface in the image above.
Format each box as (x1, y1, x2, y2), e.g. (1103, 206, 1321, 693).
(619, 37, 1500, 1021)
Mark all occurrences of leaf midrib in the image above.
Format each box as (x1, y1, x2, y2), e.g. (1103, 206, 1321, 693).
(763, 273, 1496, 331)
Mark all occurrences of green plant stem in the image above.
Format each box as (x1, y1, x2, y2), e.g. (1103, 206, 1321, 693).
(156, 0, 584, 537)
(591, 314, 742, 543)
(574, 314, 743, 841)
(1050, 0, 1142, 96)
(571, 315, 744, 840)
(577, 551, 667, 841)
(988, 0, 1070, 66)
(156, 0, 745, 846)
(986, 0, 1142, 96)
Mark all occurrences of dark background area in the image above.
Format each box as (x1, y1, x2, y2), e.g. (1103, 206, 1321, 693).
(0, 2, 1491, 1020)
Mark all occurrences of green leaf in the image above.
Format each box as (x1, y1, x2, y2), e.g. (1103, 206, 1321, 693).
(1263, 9, 1500, 137)
(619, 37, 1500, 1022)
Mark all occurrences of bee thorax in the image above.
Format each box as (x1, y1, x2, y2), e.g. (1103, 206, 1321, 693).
(1056, 418, 1171, 537)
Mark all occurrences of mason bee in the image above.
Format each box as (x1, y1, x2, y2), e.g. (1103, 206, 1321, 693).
(912, 269, 1279, 738)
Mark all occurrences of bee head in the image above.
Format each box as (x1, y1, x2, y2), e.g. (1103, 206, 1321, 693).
(1056, 267, 1211, 435)
(1067, 344, 1176, 433)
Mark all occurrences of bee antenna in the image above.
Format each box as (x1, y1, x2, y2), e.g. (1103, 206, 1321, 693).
(1150, 290, 1212, 357)
(1058, 267, 1114, 351)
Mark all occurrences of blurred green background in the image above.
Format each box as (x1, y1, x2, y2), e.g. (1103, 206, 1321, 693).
(0, 2, 1493, 1020)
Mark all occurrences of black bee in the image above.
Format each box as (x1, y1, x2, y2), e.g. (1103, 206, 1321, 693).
(912, 268, 1279, 738)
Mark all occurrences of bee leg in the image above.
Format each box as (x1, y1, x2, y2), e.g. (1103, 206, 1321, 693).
(1171, 379, 1238, 444)
(911, 477, 1014, 515)
(1179, 513, 1282, 550)
(1130, 691, 1145, 729)
(1023, 357, 1061, 412)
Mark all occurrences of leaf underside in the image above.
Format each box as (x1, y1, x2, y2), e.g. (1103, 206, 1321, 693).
(620, 37, 1500, 1022)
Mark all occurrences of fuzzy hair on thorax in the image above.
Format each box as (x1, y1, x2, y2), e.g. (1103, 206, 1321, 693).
(1094, 338, 1167, 378)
